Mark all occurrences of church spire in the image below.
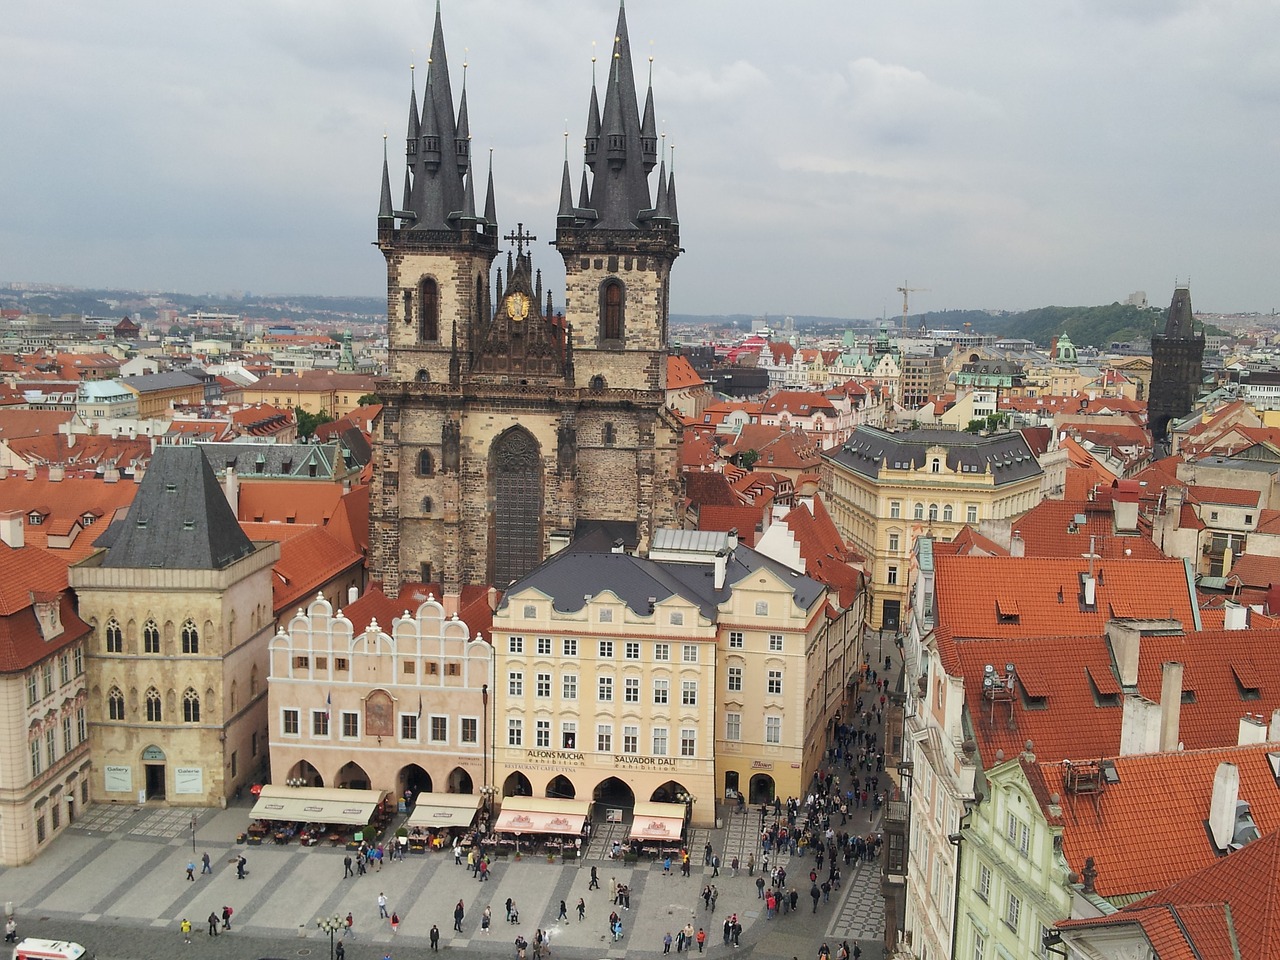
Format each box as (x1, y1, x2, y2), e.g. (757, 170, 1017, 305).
(641, 54, 657, 173)
(558, 132, 575, 222)
(483, 147, 497, 227)
(379, 135, 394, 222)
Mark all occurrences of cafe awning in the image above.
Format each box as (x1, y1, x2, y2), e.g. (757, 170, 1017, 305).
(493, 796, 591, 836)
(628, 801, 687, 842)
(406, 793, 482, 829)
(250, 785, 385, 826)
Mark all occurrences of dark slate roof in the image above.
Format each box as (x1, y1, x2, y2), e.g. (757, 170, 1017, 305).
(825, 425, 1042, 485)
(499, 540, 823, 622)
(118, 371, 204, 392)
(100, 446, 255, 570)
(1160, 285, 1199, 340)
(194, 439, 368, 480)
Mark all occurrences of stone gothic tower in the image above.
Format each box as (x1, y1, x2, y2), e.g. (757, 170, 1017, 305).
(369, 3, 682, 597)
(1148, 283, 1205, 448)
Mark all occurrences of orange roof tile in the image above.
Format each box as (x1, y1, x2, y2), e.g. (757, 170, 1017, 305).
(697, 505, 764, 545)
(1012, 499, 1164, 560)
(1186, 485, 1262, 508)
(1228, 554, 1280, 589)
(666, 355, 705, 390)
(0, 474, 139, 563)
(236, 480, 345, 526)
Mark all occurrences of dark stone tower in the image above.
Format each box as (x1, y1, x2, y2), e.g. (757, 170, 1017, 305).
(1148, 284, 1205, 450)
(369, 3, 682, 598)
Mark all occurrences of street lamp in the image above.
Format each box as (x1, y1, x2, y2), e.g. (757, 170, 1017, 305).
(316, 914, 344, 960)
(190, 813, 197, 854)
(480, 784, 496, 819)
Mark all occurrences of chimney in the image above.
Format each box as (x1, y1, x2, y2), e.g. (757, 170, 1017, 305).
(49, 464, 65, 482)
(487, 586, 499, 612)
(103, 462, 119, 483)
(0, 509, 25, 549)
(1010, 530, 1025, 558)
(224, 465, 240, 514)
(713, 549, 728, 591)
(1271, 707, 1280, 742)
(611, 538, 626, 555)
(1082, 574, 1097, 607)
(1113, 493, 1138, 535)
(1120, 694, 1160, 755)
(347, 585, 359, 606)
(1159, 661, 1183, 752)
(442, 591, 460, 618)
(1239, 714, 1267, 746)
(727, 527, 739, 551)
(1223, 603, 1249, 631)
(1209, 763, 1240, 851)
(1107, 621, 1142, 688)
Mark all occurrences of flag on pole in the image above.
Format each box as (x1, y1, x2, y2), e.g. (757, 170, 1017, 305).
(416, 694, 423, 722)
(326, 691, 331, 721)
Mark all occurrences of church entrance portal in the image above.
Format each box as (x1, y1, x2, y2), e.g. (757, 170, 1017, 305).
(490, 429, 543, 587)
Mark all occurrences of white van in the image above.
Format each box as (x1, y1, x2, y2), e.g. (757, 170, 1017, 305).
(12, 940, 91, 960)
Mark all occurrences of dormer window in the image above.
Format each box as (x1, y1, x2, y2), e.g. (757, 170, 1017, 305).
(27, 512, 43, 525)
(931, 457, 941, 473)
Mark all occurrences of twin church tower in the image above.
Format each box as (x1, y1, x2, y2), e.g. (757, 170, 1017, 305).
(369, 3, 683, 596)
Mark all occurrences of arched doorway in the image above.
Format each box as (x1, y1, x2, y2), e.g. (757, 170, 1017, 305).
(749, 773, 776, 804)
(546, 775, 576, 799)
(490, 428, 543, 587)
(400, 764, 432, 797)
(593, 776, 635, 808)
(447, 767, 473, 794)
(337, 761, 371, 791)
(650, 780, 689, 804)
(289, 759, 323, 788)
(503, 771, 532, 798)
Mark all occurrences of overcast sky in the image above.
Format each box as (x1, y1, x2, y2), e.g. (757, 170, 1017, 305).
(3, 1, 1277, 319)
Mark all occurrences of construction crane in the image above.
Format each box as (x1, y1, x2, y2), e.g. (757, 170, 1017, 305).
(897, 283, 929, 341)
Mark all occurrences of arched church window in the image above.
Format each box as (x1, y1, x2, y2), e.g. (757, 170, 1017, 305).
(105, 619, 123, 653)
(600, 280, 624, 342)
(603, 423, 616, 446)
(145, 687, 162, 722)
(183, 688, 201, 723)
(418, 449, 434, 476)
(419, 277, 439, 342)
(143, 620, 160, 654)
(108, 686, 125, 721)
(181, 619, 199, 654)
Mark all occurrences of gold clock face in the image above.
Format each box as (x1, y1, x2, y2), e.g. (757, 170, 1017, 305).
(506, 292, 530, 322)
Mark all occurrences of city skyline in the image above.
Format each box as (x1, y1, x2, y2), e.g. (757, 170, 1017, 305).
(2, 1, 1277, 318)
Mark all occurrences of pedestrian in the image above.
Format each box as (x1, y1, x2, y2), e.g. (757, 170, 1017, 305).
(201, 852, 212, 875)
(481, 906, 492, 934)
(696, 928, 706, 953)
(663, 931, 672, 954)
(576, 898, 585, 922)
(186, 861, 195, 881)
(207, 912, 219, 937)
(811, 883, 821, 913)
(710, 886, 718, 913)
(336, 942, 345, 960)
(357, 852, 367, 876)
(506, 898, 515, 923)
(479, 858, 489, 882)
(345, 913, 355, 938)
(379, 892, 389, 919)
(454, 898, 465, 932)
(663, 855, 672, 876)
(588, 865, 599, 889)
(711, 855, 720, 877)
(756, 876, 766, 899)
(390, 912, 400, 935)
(180, 918, 192, 944)
(747, 853, 755, 876)
(344, 854, 354, 878)
(675, 926, 686, 953)
(3, 918, 14, 944)
(222, 905, 233, 930)
(454, 837, 462, 864)
(236, 855, 246, 879)
(429, 925, 440, 952)
(558, 899, 568, 922)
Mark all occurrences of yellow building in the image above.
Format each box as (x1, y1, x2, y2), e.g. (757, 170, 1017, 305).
(71, 447, 280, 807)
(241, 372, 376, 418)
(821, 426, 1043, 630)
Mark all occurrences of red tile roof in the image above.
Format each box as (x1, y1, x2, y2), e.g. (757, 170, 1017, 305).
(0, 409, 76, 442)
(684, 472, 743, 509)
(761, 391, 839, 416)
(0, 474, 140, 563)
(934, 556, 1197, 639)
(260, 525, 363, 615)
(1227, 554, 1280, 589)
(1186, 484, 1262, 508)
(697, 505, 764, 545)
(236, 480, 347, 526)
(666, 355, 704, 390)
(1012, 498, 1163, 560)
(1043, 743, 1280, 901)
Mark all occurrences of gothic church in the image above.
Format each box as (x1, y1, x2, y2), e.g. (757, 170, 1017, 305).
(369, 3, 683, 596)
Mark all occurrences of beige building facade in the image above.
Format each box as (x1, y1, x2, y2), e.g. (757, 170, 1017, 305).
(266, 594, 493, 798)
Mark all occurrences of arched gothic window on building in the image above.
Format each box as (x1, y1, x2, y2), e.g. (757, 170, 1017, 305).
(145, 687, 162, 722)
(181, 619, 199, 654)
(418, 449, 434, 476)
(419, 277, 439, 342)
(108, 686, 125, 720)
(601, 280, 624, 342)
(143, 620, 160, 654)
(183, 688, 200, 723)
(105, 619, 123, 653)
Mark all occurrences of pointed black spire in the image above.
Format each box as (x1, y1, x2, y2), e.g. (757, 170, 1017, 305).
(1164, 283, 1196, 339)
(379, 137, 394, 222)
(667, 146, 679, 224)
(585, 55, 601, 171)
(455, 62, 472, 177)
(535, 268, 543, 308)
(460, 152, 477, 220)
(578, 169, 591, 210)
(483, 148, 497, 226)
(653, 150, 669, 220)
(641, 56, 657, 172)
(558, 133, 575, 222)
(405, 3, 468, 231)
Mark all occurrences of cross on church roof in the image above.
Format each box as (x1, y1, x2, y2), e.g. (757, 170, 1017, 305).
(504, 222, 536, 257)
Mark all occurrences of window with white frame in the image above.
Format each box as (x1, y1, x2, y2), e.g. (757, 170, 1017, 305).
(312, 710, 330, 737)
(536, 637, 552, 655)
(625, 641, 640, 660)
(562, 674, 578, 699)
(622, 725, 638, 753)
(461, 717, 478, 744)
(1004, 892, 1021, 932)
(768, 633, 784, 652)
(341, 712, 359, 738)
(680, 728, 696, 757)
(562, 638, 578, 657)
(682, 680, 698, 706)
(728, 631, 744, 649)
(727, 666, 742, 692)
(652, 727, 668, 755)
(508, 636, 524, 654)
(887, 565, 899, 585)
(283, 708, 300, 735)
(890, 500, 901, 519)
(76, 706, 86, 742)
(536, 672, 552, 697)
(508, 718, 522, 746)
(1019, 821, 1031, 856)
(977, 861, 991, 901)
(430, 716, 448, 742)
(598, 675, 613, 701)
(31, 740, 41, 777)
(535, 719, 551, 748)
(682, 644, 698, 663)
(597, 724, 612, 752)
(508, 671, 524, 696)
(765, 715, 781, 743)
(767, 669, 783, 695)
(598, 640, 614, 658)
(888, 532, 900, 552)
(654, 642, 670, 661)
(562, 721, 577, 749)
(972, 931, 985, 960)
(725, 712, 741, 740)
(654, 678, 669, 704)
(625, 677, 640, 703)
(967, 505, 978, 523)
(401, 714, 419, 741)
